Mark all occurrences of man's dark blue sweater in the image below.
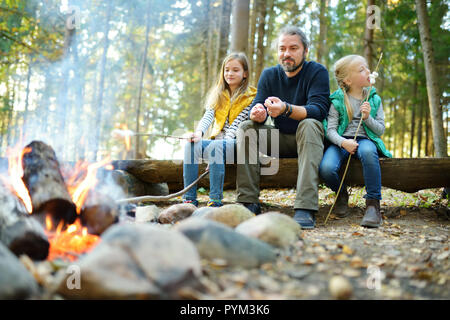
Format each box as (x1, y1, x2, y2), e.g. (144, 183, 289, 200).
(250, 61, 330, 134)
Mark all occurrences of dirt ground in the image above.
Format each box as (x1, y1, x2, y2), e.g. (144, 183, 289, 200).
(186, 187, 449, 300)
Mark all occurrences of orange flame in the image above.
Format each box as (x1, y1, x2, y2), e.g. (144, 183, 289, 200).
(45, 217, 100, 261)
(66, 157, 112, 214)
(6, 145, 33, 213)
(45, 157, 112, 261)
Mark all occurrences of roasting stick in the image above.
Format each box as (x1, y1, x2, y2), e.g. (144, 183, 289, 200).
(117, 169, 209, 204)
(323, 53, 383, 226)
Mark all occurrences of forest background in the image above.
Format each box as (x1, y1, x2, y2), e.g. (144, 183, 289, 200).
(0, 0, 448, 162)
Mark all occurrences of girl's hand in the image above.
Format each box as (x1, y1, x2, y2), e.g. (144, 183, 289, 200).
(341, 139, 359, 155)
(264, 96, 285, 117)
(360, 102, 371, 120)
(185, 131, 202, 142)
(250, 104, 267, 123)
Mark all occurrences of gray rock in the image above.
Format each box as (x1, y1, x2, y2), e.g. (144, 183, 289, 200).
(158, 203, 197, 224)
(0, 242, 39, 299)
(191, 206, 216, 218)
(56, 223, 202, 299)
(235, 212, 302, 248)
(198, 204, 255, 228)
(135, 205, 160, 223)
(174, 217, 276, 268)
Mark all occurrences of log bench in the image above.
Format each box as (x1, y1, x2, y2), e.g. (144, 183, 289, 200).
(111, 158, 450, 194)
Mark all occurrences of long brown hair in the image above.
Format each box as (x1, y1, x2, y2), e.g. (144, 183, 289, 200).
(333, 54, 367, 120)
(204, 52, 250, 111)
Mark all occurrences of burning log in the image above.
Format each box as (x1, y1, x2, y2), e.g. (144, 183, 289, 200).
(21, 141, 77, 226)
(0, 178, 49, 260)
(80, 191, 119, 235)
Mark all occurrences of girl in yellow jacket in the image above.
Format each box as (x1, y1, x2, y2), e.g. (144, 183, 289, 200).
(183, 52, 256, 207)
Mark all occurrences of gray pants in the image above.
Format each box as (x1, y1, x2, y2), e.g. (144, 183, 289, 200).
(236, 119, 324, 211)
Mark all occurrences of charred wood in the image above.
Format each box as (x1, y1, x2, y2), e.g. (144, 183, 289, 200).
(21, 141, 77, 225)
(0, 178, 49, 260)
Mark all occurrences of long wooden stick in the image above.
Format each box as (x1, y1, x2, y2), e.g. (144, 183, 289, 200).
(134, 133, 189, 140)
(116, 169, 209, 204)
(324, 53, 383, 225)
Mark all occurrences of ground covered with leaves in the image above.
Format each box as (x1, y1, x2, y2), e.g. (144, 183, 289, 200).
(186, 187, 449, 300)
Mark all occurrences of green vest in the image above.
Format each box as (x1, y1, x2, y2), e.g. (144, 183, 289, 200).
(324, 88, 392, 158)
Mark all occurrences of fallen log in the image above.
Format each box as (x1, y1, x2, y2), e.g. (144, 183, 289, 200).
(109, 169, 169, 197)
(112, 158, 450, 193)
(21, 141, 77, 226)
(0, 178, 49, 260)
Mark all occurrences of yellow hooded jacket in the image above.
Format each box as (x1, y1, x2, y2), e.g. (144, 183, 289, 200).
(210, 86, 257, 139)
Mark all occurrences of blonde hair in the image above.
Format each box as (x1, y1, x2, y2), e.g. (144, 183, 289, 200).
(204, 52, 250, 111)
(333, 55, 367, 121)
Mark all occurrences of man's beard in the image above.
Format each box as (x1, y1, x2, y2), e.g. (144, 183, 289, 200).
(281, 55, 305, 72)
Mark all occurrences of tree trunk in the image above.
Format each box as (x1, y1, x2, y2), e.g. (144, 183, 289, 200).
(410, 60, 418, 157)
(415, 0, 447, 157)
(425, 105, 430, 156)
(23, 59, 32, 133)
(216, 0, 231, 72)
(248, 0, 257, 82)
(400, 102, 406, 158)
(364, 0, 375, 71)
(71, 30, 85, 160)
(59, 23, 75, 148)
(417, 101, 423, 157)
(200, 2, 210, 101)
(207, 1, 217, 86)
(230, 0, 250, 53)
(254, 1, 267, 83)
(317, 0, 328, 65)
(135, 0, 152, 159)
(93, 1, 113, 161)
(38, 68, 51, 140)
(393, 101, 397, 157)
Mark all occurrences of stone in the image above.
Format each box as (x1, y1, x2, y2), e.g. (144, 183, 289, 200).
(329, 276, 353, 300)
(235, 212, 301, 248)
(56, 223, 202, 299)
(0, 242, 39, 299)
(135, 205, 160, 223)
(158, 203, 197, 224)
(174, 217, 276, 268)
(191, 206, 216, 218)
(198, 204, 255, 228)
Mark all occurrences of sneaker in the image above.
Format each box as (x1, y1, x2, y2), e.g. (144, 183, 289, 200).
(183, 199, 198, 207)
(239, 202, 261, 215)
(293, 209, 316, 229)
(207, 200, 223, 207)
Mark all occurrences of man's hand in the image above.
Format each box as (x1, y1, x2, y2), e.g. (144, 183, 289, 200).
(184, 131, 202, 143)
(250, 103, 268, 123)
(341, 139, 359, 155)
(264, 96, 285, 118)
(360, 101, 371, 120)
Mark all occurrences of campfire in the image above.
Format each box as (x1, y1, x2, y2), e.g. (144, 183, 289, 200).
(0, 140, 119, 262)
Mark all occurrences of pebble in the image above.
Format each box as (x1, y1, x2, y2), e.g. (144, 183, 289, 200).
(329, 276, 353, 300)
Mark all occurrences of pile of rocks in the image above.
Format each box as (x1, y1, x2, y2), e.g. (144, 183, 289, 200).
(1, 203, 303, 299)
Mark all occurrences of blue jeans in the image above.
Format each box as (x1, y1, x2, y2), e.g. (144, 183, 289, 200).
(319, 138, 382, 200)
(183, 139, 236, 201)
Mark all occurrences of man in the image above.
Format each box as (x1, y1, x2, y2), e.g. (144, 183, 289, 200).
(236, 26, 330, 229)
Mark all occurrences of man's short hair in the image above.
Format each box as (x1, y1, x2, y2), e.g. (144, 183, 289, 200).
(278, 26, 309, 50)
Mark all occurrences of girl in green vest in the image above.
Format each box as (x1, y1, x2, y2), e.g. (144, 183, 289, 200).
(319, 55, 392, 228)
(183, 53, 257, 207)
